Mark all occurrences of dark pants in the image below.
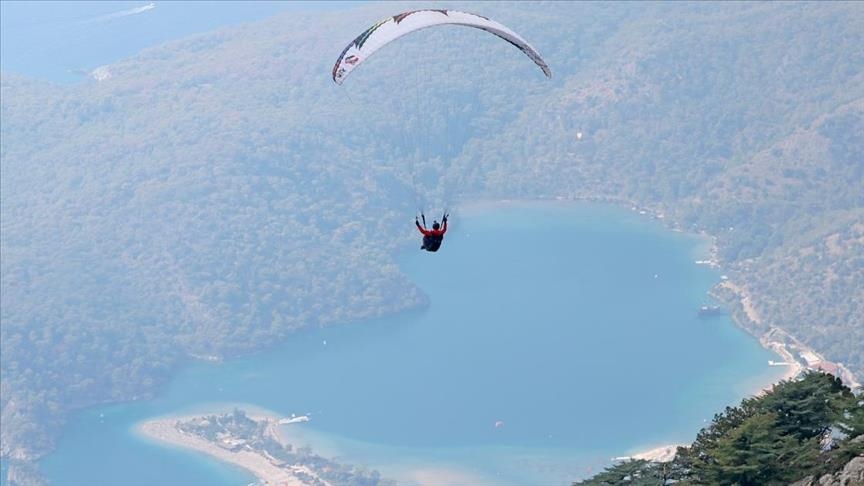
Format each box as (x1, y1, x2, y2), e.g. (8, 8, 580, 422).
(422, 235, 443, 252)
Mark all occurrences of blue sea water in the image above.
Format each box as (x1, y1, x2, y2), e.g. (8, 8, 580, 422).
(0, 0, 365, 84)
(40, 203, 785, 485)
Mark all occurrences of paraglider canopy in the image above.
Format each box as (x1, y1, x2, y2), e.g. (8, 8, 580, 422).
(332, 9, 551, 85)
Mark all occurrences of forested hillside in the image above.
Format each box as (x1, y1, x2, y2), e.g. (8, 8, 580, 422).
(1, 2, 862, 484)
(575, 372, 863, 485)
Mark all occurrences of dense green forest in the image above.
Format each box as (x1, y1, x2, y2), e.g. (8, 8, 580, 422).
(575, 372, 864, 485)
(1, 2, 862, 484)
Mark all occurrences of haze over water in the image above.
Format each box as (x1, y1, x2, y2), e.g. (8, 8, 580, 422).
(41, 203, 785, 485)
(0, 1, 364, 84)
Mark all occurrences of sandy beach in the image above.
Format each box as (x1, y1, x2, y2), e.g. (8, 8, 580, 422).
(631, 444, 683, 462)
(611, 443, 684, 464)
(140, 412, 502, 486)
(137, 417, 315, 486)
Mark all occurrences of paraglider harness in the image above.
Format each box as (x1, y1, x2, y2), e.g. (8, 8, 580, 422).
(416, 212, 448, 252)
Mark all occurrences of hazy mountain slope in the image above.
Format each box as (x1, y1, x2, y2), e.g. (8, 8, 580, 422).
(1, 2, 862, 484)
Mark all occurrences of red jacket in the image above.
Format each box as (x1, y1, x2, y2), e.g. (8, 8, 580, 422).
(416, 220, 447, 237)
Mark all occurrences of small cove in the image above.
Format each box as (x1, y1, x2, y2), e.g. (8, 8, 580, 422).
(42, 202, 785, 485)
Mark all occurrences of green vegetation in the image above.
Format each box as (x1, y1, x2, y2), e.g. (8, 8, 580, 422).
(576, 372, 864, 485)
(1, 2, 862, 484)
(177, 409, 392, 486)
(575, 459, 677, 486)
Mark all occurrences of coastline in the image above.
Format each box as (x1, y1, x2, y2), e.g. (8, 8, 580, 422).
(713, 280, 860, 392)
(137, 199, 857, 486)
(613, 443, 684, 463)
(715, 281, 803, 387)
(136, 414, 313, 486)
(41, 198, 856, 486)
(137, 411, 495, 486)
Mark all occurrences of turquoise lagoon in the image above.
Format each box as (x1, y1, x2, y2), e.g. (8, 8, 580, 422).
(42, 203, 785, 485)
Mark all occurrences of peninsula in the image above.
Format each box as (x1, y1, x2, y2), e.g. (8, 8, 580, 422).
(138, 409, 392, 486)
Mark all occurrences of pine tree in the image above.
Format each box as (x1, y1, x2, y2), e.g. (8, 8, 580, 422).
(758, 372, 852, 441)
(696, 412, 819, 485)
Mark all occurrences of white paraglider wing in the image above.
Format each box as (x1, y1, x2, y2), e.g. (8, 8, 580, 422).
(332, 9, 551, 84)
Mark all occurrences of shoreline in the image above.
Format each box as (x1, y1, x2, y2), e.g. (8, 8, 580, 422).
(136, 414, 313, 486)
(713, 280, 860, 392)
(137, 411, 495, 486)
(33, 198, 856, 486)
(715, 280, 803, 391)
(613, 443, 684, 463)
